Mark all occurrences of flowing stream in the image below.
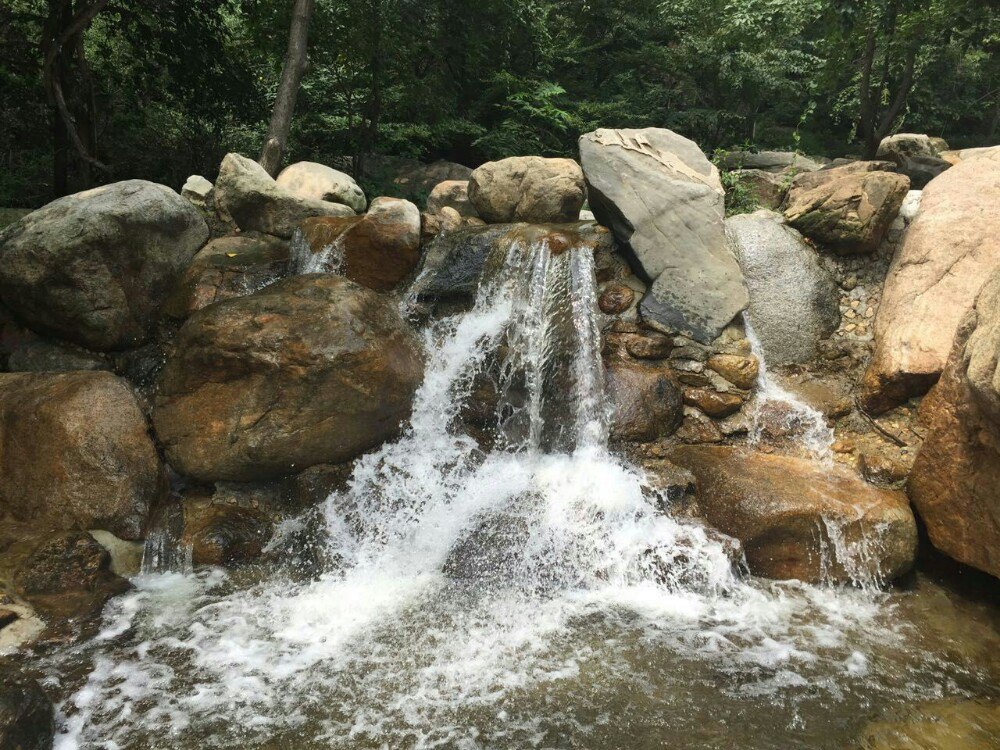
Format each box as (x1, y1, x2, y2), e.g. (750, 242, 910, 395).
(31, 239, 1000, 749)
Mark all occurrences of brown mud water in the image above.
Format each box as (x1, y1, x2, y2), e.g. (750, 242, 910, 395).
(7, 236, 999, 749)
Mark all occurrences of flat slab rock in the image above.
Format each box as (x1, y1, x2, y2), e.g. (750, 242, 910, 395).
(579, 127, 747, 343)
(668, 446, 917, 584)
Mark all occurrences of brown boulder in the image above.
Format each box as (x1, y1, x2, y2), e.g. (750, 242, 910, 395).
(181, 498, 274, 567)
(860, 149, 1000, 413)
(598, 283, 635, 315)
(606, 361, 683, 442)
(468, 157, 586, 223)
(164, 233, 289, 318)
(908, 270, 1000, 578)
(153, 275, 424, 482)
(14, 531, 129, 596)
(783, 162, 909, 253)
(295, 197, 421, 291)
(682, 388, 743, 418)
(669, 446, 917, 583)
(0, 372, 166, 540)
(706, 354, 759, 389)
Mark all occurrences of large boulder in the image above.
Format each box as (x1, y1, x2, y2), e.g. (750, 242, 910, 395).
(876, 133, 951, 188)
(409, 222, 614, 304)
(860, 149, 1000, 413)
(153, 275, 424, 482)
(0, 372, 166, 540)
(426, 180, 478, 217)
(293, 197, 421, 291)
(468, 157, 586, 224)
(0, 181, 208, 351)
(0, 678, 54, 750)
(163, 233, 290, 319)
(728, 210, 840, 364)
(275, 161, 367, 213)
(669, 446, 917, 583)
(579, 128, 747, 343)
(908, 270, 1000, 578)
(782, 161, 909, 253)
(214, 153, 354, 238)
(606, 361, 683, 442)
(727, 169, 789, 210)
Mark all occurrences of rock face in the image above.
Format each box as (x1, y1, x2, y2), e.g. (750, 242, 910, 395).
(606, 361, 683, 442)
(275, 161, 367, 213)
(0, 372, 166, 540)
(294, 197, 421, 291)
(669, 446, 917, 583)
(468, 157, 586, 224)
(716, 151, 822, 173)
(409, 222, 614, 304)
(579, 128, 747, 343)
(214, 153, 354, 238)
(782, 162, 909, 253)
(426, 180, 478, 217)
(164, 233, 289, 318)
(181, 498, 274, 566)
(729, 169, 789, 209)
(0, 678, 54, 750)
(908, 271, 1000, 578)
(728, 211, 840, 364)
(860, 149, 1000, 413)
(153, 275, 424, 482)
(14, 531, 128, 596)
(876, 133, 951, 188)
(0, 180, 208, 351)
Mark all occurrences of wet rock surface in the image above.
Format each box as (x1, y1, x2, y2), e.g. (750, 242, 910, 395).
(0, 371, 166, 540)
(0, 180, 208, 351)
(295, 196, 421, 291)
(0, 677, 54, 750)
(164, 233, 290, 318)
(669, 446, 917, 583)
(153, 275, 424, 482)
(606, 360, 683, 442)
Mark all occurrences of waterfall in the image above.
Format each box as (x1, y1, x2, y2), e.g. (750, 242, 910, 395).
(49, 236, 947, 750)
(290, 228, 346, 275)
(743, 312, 834, 461)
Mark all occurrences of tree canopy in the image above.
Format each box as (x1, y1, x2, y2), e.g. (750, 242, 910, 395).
(1, 0, 996, 206)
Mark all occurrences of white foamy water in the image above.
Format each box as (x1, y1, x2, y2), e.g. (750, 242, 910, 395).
(743, 313, 835, 461)
(41, 240, 993, 749)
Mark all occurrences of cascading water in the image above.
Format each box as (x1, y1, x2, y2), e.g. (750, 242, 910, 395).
(37, 239, 998, 749)
(743, 313, 835, 461)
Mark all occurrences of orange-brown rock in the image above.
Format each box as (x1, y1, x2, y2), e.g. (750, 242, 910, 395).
(908, 269, 1000, 578)
(669, 446, 917, 583)
(296, 196, 420, 291)
(706, 354, 759, 389)
(164, 233, 289, 319)
(181, 498, 274, 567)
(860, 149, 1000, 414)
(153, 275, 424, 482)
(0, 372, 166, 540)
(606, 361, 683, 442)
(783, 162, 909, 254)
(682, 388, 743, 418)
(598, 283, 635, 315)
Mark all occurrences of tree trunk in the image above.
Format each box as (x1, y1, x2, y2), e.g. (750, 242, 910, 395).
(259, 0, 315, 177)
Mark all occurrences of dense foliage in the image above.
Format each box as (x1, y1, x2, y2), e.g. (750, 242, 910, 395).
(1, 0, 996, 206)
